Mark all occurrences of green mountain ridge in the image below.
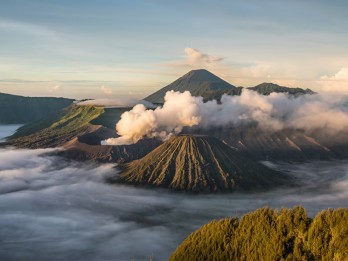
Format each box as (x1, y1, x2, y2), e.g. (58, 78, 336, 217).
(0, 92, 73, 124)
(7, 105, 104, 148)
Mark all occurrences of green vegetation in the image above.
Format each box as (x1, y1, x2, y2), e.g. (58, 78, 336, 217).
(8, 105, 104, 148)
(117, 135, 291, 192)
(90, 107, 129, 129)
(0, 92, 73, 124)
(170, 207, 348, 261)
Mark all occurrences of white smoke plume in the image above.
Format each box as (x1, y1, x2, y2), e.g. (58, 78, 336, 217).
(102, 90, 348, 145)
(101, 91, 202, 145)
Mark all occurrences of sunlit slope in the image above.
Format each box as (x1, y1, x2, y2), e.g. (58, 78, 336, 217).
(6, 105, 162, 162)
(0, 92, 73, 124)
(170, 206, 348, 261)
(8, 105, 104, 148)
(116, 135, 291, 192)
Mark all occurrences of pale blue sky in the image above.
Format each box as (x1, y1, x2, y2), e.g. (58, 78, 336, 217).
(1, 0, 348, 98)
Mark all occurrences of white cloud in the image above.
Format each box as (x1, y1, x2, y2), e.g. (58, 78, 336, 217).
(319, 68, 348, 94)
(184, 47, 224, 65)
(77, 98, 155, 108)
(47, 85, 60, 93)
(240, 62, 272, 79)
(166, 47, 225, 68)
(100, 85, 112, 95)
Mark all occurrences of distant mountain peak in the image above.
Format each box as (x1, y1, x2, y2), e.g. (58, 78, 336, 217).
(144, 69, 236, 103)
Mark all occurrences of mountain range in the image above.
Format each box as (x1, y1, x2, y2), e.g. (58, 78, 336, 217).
(2, 69, 344, 164)
(144, 69, 314, 103)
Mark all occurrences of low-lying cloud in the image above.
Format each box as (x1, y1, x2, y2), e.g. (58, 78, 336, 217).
(1, 148, 348, 260)
(102, 90, 348, 145)
(77, 98, 155, 108)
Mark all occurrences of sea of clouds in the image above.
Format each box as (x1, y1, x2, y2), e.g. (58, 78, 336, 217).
(1, 147, 348, 260)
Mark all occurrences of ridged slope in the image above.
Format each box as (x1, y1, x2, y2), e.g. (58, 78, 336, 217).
(116, 135, 291, 192)
(144, 69, 236, 103)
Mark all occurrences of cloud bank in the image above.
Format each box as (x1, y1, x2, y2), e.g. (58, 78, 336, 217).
(77, 98, 155, 108)
(102, 90, 348, 145)
(1, 148, 348, 260)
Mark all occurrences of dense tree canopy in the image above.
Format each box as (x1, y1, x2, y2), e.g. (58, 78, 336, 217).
(170, 207, 348, 261)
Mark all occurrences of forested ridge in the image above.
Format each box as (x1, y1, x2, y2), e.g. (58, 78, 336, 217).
(170, 207, 348, 261)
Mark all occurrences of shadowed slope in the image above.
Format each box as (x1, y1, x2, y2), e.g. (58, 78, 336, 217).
(115, 135, 291, 192)
(0, 92, 73, 124)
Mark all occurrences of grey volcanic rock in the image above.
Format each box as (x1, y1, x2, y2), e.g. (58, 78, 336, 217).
(113, 135, 291, 193)
(144, 69, 236, 103)
(61, 132, 162, 163)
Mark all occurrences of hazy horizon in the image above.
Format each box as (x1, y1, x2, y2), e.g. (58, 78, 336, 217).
(1, 0, 348, 99)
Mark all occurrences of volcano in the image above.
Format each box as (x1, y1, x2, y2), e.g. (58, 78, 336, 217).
(113, 135, 291, 192)
(144, 69, 237, 103)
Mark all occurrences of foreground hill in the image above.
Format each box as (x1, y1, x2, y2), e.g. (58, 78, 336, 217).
(170, 206, 348, 261)
(144, 69, 239, 103)
(0, 92, 73, 124)
(114, 135, 291, 192)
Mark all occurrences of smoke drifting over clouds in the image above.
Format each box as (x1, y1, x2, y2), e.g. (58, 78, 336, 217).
(77, 98, 155, 108)
(1, 147, 348, 260)
(102, 90, 348, 145)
